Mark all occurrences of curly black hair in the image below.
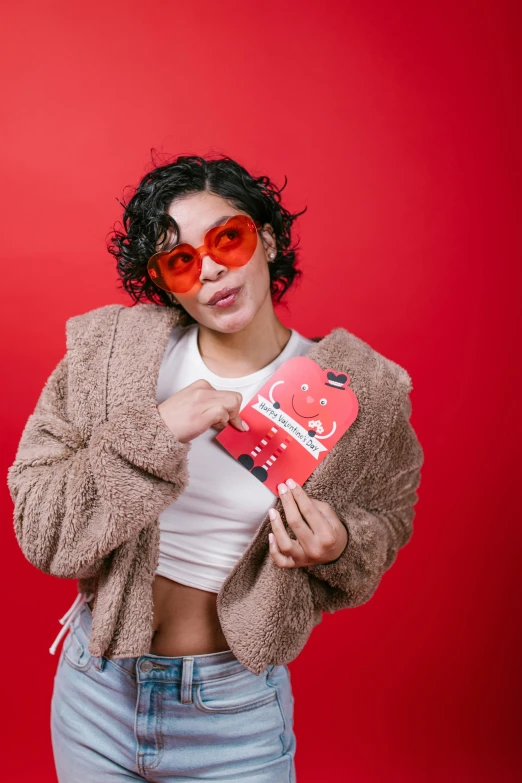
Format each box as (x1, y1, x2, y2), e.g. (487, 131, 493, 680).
(106, 152, 307, 326)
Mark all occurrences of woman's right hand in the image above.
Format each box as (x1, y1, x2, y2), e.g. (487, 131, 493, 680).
(157, 379, 249, 443)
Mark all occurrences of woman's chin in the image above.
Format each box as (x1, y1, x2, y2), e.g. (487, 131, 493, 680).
(200, 303, 255, 333)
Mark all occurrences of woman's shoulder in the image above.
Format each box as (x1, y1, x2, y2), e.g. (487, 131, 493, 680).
(64, 302, 124, 349)
(312, 325, 413, 398)
(64, 302, 175, 351)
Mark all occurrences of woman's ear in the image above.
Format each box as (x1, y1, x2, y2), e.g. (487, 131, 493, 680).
(260, 223, 277, 261)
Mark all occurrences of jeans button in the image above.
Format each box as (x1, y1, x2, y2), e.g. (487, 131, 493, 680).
(140, 660, 153, 672)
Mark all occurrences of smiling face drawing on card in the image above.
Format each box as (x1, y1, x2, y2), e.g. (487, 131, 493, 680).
(215, 355, 359, 495)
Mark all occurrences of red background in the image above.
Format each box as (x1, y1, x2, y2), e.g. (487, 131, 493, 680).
(2, 1, 520, 780)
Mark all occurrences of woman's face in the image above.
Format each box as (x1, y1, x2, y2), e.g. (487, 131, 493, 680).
(161, 191, 277, 333)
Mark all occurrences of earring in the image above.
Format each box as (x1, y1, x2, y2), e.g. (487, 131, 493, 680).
(268, 251, 276, 260)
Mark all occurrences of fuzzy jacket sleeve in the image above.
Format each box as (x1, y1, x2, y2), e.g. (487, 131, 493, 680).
(304, 390, 424, 612)
(6, 353, 191, 580)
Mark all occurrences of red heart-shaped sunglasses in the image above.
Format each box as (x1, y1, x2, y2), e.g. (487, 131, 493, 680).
(147, 214, 262, 294)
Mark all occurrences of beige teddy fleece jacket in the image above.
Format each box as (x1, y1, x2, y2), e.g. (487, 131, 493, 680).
(6, 303, 424, 674)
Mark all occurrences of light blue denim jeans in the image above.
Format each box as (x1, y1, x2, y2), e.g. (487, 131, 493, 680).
(50, 600, 297, 782)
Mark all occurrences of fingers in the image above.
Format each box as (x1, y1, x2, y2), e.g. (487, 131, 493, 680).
(201, 389, 249, 433)
(279, 479, 336, 540)
(229, 412, 250, 432)
(216, 390, 248, 432)
(268, 507, 302, 567)
(267, 480, 345, 568)
(268, 531, 297, 568)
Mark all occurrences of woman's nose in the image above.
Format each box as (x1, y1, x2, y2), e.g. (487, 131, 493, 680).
(199, 253, 227, 281)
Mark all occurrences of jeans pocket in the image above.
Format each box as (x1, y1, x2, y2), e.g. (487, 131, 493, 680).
(63, 616, 93, 672)
(194, 667, 278, 714)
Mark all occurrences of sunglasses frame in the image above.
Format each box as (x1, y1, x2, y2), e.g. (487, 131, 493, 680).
(147, 214, 263, 294)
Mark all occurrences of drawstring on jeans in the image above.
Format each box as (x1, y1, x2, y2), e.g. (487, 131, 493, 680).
(49, 592, 94, 655)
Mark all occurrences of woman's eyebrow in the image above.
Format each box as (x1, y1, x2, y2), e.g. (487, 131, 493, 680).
(172, 215, 234, 246)
(205, 215, 233, 231)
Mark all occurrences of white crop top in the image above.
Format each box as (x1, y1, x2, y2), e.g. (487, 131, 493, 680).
(154, 323, 316, 593)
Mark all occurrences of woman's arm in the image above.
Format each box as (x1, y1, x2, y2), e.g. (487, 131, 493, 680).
(304, 390, 424, 612)
(6, 352, 191, 580)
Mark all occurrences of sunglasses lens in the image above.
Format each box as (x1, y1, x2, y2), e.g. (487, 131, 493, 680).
(147, 215, 259, 294)
(148, 245, 200, 294)
(207, 215, 258, 267)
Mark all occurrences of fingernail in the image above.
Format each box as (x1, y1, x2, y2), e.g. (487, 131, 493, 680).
(268, 533, 274, 544)
(268, 508, 277, 520)
(277, 483, 288, 495)
(241, 420, 250, 431)
(286, 478, 297, 489)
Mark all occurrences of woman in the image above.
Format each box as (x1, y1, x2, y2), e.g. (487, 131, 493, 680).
(7, 153, 424, 782)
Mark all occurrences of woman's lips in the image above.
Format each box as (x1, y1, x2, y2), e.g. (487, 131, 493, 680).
(207, 286, 242, 307)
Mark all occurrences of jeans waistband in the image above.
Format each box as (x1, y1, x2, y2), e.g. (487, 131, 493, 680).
(75, 595, 256, 683)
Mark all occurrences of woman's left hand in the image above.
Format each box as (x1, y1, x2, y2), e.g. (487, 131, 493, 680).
(268, 478, 349, 568)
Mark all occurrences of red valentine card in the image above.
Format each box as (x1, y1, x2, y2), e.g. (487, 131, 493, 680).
(215, 355, 359, 495)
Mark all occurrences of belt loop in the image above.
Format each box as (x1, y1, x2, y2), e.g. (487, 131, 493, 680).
(180, 657, 194, 704)
(93, 656, 106, 672)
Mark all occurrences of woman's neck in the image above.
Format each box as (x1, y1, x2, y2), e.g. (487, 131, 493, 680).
(196, 315, 292, 379)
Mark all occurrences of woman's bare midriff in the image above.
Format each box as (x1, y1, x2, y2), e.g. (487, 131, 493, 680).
(89, 574, 230, 657)
(149, 575, 230, 655)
